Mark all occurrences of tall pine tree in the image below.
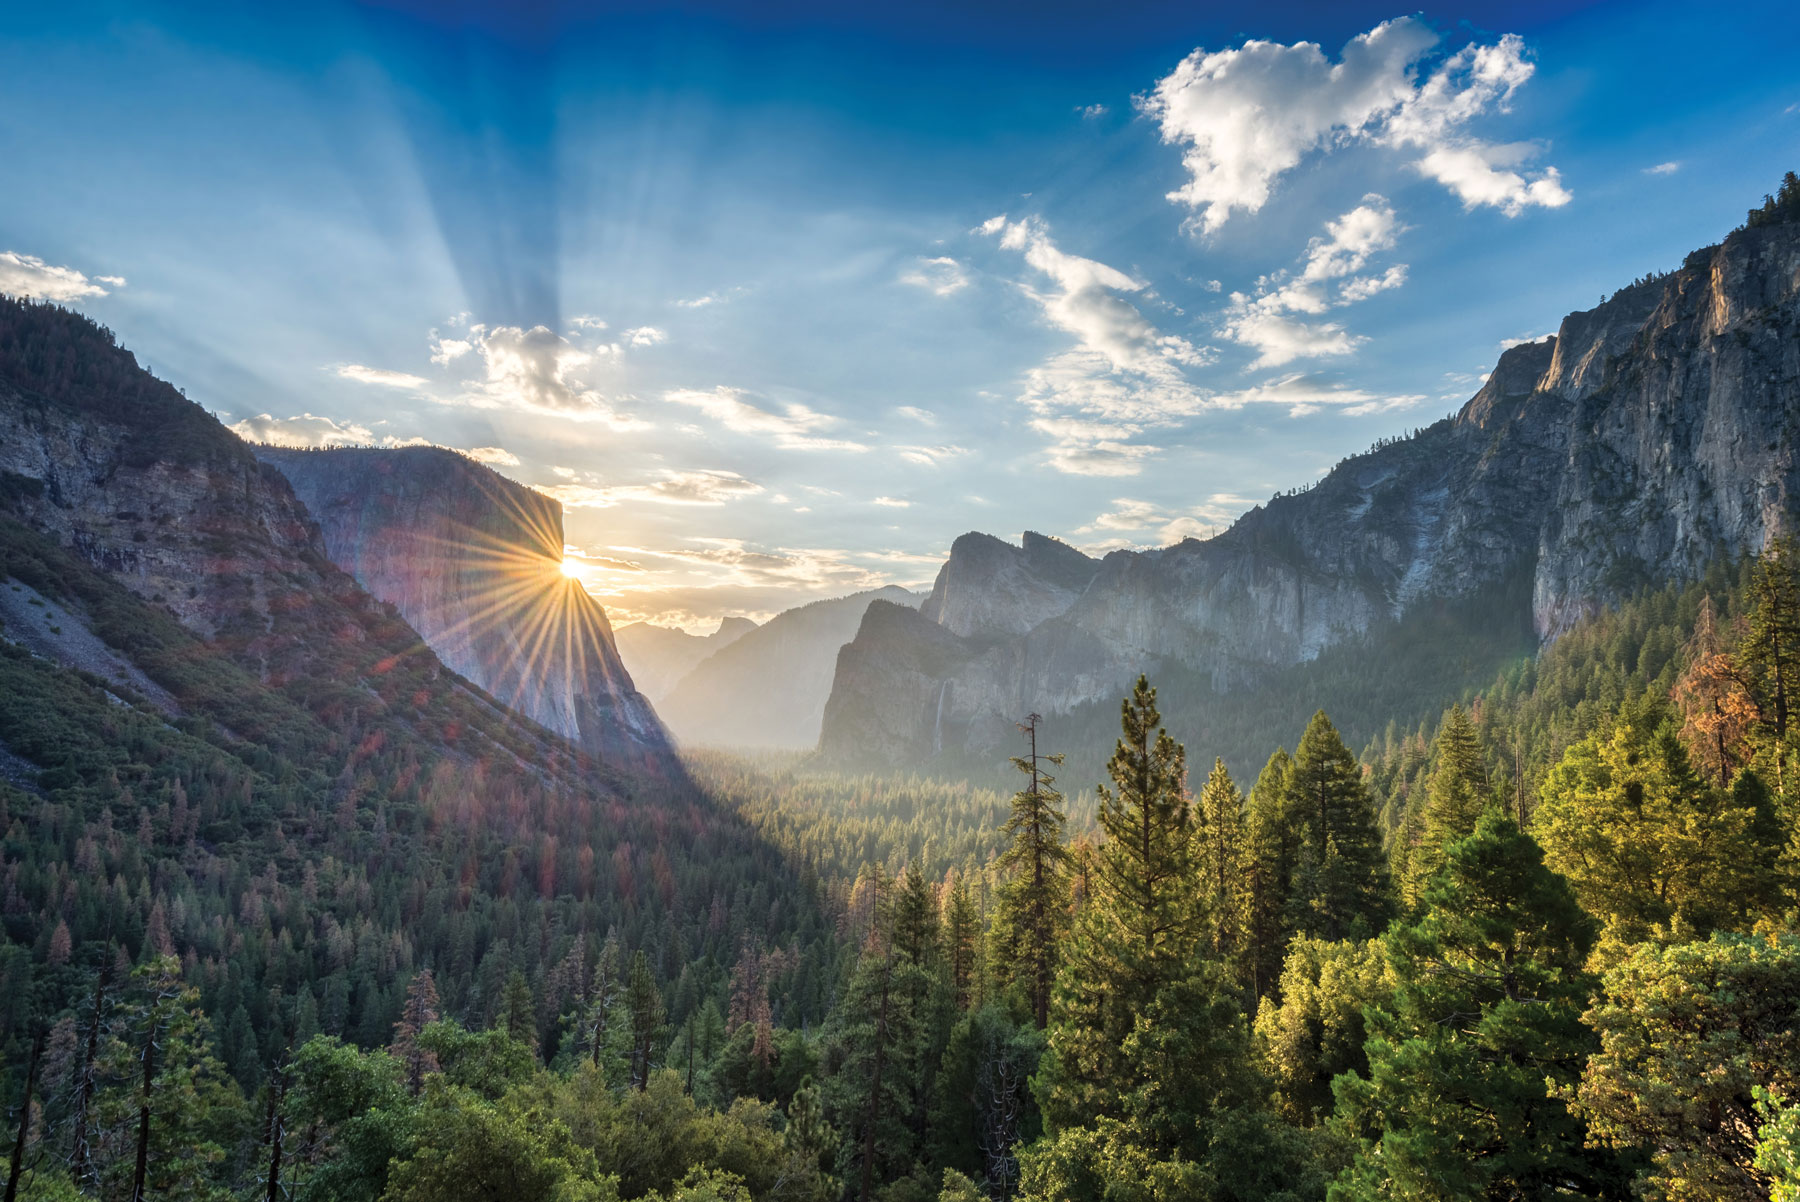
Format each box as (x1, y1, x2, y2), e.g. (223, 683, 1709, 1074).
(1397, 705, 1490, 910)
(1284, 711, 1393, 942)
(991, 714, 1072, 1029)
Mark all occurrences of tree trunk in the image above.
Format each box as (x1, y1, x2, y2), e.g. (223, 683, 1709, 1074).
(3, 1028, 43, 1202)
(130, 1034, 156, 1202)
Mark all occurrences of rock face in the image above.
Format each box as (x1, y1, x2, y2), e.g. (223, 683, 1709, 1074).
(657, 586, 922, 749)
(821, 218, 1800, 767)
(616, 616, 757, 705)
(257, 446, 669, 765)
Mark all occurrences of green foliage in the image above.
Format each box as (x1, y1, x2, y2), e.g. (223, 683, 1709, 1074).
(1742, 170, 1800, 230)
(990, 722, 1071, 1028)
(1253, 938, 1389, 1126)
(382, 1081, 615, 1202)
(1570, 933, 1800, 1202)
(1332, 812, 1622, 1200)
(1284, 712, 1393, 942)
(1756, 1087, 1800, 1202)
(1536, 707, 1783, 946)
(1393, 704, 1489, 910)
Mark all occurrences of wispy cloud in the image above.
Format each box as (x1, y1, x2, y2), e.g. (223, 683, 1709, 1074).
(1643, 161, 1681, 176)
(229, 412, 376, 447)
(1142, 18, 1567, 234)
(465, 446, 520, 466)
(0, 251, 122, 301)
(664, 386, 868, 452)
(543, 469, 764, 509)
(337, 364, 428, 389)
(899, 256, 970, 296)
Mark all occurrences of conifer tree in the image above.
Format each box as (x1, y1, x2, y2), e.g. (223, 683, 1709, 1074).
(990, 714, 1072, 1029)
(1333, 811, 1626, 1200)
(942, 872, 982, 1012)
(1243, 747, 1297, 1000)
(892, 860, 941, 969)
(390, 968, 440, 1096)
(498, 970, 537, 1054)
(1284, 711, 1392, 942)
(624, 951, 665, 1091)
(583, 936, 624, 1077)
(1398, 705, 1489, 909)
(1193, 758, 1247, 973)
(1742, 535, 1800, 796)
(1039, 676, 1197, 1131)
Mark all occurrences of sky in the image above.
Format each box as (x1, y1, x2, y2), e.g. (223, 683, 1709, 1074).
(2, 0, 1797, 631)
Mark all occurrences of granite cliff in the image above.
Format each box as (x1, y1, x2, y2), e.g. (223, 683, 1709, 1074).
(256, 446, 669, 765)
(821, 215, 1800, 768)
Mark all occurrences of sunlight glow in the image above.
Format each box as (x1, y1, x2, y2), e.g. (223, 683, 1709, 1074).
(560, 556, 584, 579)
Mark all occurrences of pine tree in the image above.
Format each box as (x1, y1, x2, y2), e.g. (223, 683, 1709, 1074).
(498, 970, 537, 1054)
(1742, 535, 1800, 798)
(390, 969, 440, 1096)
(1038, 676, 1197, 1131)
(891, 860, 941, 969)
(1193, 758, 1247, 974)
(1332, 811, 1627, 1200)
(942, 872, 982, 1012)
(1285, 711, 1392, 942)
(584, 936, 624, 1076)
(1243, 747, 1297, 1000)
(1398, 705, 1489, 909)
(624, 950, 665, 1091)
(990, 714, 1072, 1029)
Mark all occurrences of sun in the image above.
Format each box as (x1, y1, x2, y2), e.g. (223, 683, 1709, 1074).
(559, 557, 584, 579)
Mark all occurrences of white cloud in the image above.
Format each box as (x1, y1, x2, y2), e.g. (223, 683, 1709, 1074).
(872, 496, 911, 508)
(1209, 373, 1425, 416)
(1498, 332, 1553, 350)
(552, 466, 576, 479)
(569, 315, 609, 329)
(624, 326, 667, 347)
(895, 405, 937, 424)
(900, 256, 970, 296)
(465, 446, 520, 466)
(1218, 198, 1407, 366)
(543, 469, 764, 509)
(0, 251, 120, 301)
(664, 386, 868, 452)
(1141, 18, 1567, 233)
(229, 413, 376, 448)
(337, 364, 428, 389)
(454, 324, 642, 426)
(895, 444, 969, 467)
(1073, 496, 1245, 547)
(1643, 161, 1681, 176)
(982, 216, 1216, 475)
(1078, 104, 1109, 119)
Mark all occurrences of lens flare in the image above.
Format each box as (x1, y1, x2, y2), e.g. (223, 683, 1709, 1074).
(560, 557, 584, 579)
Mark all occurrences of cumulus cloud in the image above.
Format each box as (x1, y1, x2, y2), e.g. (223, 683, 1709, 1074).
(543, 469, 763, 509)
(228, 413, 376, 448)
(568, 315, 608, 330)
(900, 256, 970, 296)
(624, 326, 667, 347)
(337, 364, 428, 389)
(665, 386, 867, 452)
(0, 251, 121, 301)
(465, 446, 521, 466)
(1141, 17, 1567, 233)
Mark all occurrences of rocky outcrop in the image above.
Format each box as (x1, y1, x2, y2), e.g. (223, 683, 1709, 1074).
(257, 446, 669, 764)
(821, 218, 1800, 767)
(918, 531, 1098, 642)
(616, 616, 757, 705)
(657, 585, 922, 749)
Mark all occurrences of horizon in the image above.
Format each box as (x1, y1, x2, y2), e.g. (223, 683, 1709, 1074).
(3, 0, 1797, 631)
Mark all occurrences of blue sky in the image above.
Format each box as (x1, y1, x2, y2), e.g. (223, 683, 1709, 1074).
(2, 0, 1797, 628)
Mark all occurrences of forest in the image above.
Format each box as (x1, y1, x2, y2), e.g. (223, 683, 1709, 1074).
(5, 522, 1800, 1201)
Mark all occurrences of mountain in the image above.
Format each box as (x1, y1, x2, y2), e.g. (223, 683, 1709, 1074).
(616, 615, 758, 704)
(821, 214, 1800, 772)
(657, 585, 923, 749)
(256, 446, 669, 766)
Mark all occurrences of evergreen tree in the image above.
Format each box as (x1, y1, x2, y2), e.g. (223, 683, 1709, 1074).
(1742, 535, 1800, 798)
(1038, 676, 1197, 1131)
(1333, 811, 1626, 1200)
(1398, 705, 1489, 909)
(1193, 758, 1247, 974)
(391, 969, 441, 1096)
(1284, 711, 1393, 942)
(990, 714, 1072, 1029)
(624, 952, 665, 1092)
(1252, 936, 1388, 1125)
(583, 937, 625, 1079)
(1242, 747, 1297, 1000)
(499, 971, 537, 1055)
(892, 860, 941, 969)
(823, 944, 935, 1201)
(1536, 707, 1784, 944)
(941, 872, 982, 1012)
